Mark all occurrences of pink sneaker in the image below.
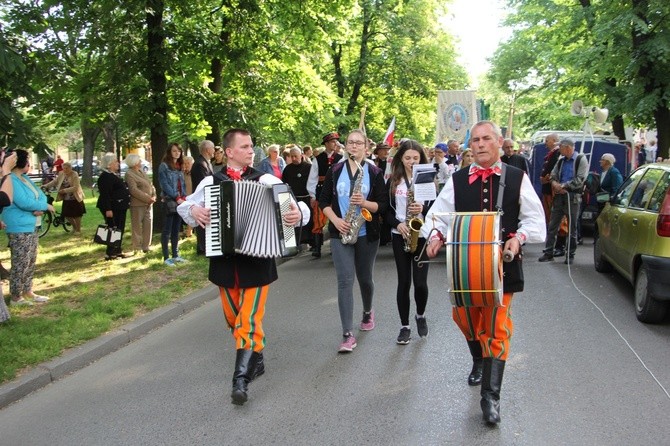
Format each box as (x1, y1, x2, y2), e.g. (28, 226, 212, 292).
(338, 333, 357, 353)
(360, 310, 375, 331)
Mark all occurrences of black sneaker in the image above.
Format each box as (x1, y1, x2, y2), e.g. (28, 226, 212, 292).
(538, 253, 554, 262)
(415, 315, 428, 338)
(396, 327, 411, 345)
(553, 249, 566, 257)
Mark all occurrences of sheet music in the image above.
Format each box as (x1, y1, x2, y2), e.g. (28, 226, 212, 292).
(412, 163, 437, 201)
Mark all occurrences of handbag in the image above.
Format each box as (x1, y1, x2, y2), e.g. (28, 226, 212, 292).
(93, 225, 122, 249)
(165, 199, 178, 214)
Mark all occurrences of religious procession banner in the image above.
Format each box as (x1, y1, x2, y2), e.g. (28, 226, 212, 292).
(436, 90, 478, 144)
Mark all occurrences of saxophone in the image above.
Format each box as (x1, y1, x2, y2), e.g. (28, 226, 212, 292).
(404, 186, 424, 253)
(341, 159, 372, 245)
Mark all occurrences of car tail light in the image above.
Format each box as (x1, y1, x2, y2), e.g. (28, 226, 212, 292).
(658, 187, 670, 237)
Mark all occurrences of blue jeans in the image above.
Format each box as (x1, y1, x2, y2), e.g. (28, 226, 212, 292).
(330, 236, 379, 334)
(161, 206, 182, 260)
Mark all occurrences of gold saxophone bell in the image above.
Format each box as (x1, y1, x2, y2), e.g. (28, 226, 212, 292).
(408, 217, 423, 253)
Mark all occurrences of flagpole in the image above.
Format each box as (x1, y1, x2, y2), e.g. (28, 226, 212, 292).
(359, 106, 367, 135)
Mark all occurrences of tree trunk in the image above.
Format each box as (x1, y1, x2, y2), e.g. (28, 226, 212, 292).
(146, 0, 169, 231)
(612, 115, 626, 141)
(206, 55, 223, 145)
(654, 105, 670, 159)
(80, 119, 101, 187)
(346, 1, 373, 117)
(102, 120, 116, 155)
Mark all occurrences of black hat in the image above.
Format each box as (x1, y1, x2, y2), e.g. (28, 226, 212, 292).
(322, 132, 340, 145)
(374, 143, 390, 154)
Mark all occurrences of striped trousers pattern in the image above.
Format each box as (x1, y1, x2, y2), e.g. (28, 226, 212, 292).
(452, 292, 514, 360)
(219, 285, 268, 352)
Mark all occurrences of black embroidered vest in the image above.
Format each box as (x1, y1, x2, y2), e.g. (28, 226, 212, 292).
(452, 165, 525, 292)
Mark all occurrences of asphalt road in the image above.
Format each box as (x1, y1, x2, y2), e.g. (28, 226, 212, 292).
(1, 238, 669, 445)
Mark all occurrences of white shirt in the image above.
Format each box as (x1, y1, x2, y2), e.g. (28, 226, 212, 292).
(420, 172, 546, 244)
(646, 144, 657, 163)
(391, 181, 426, 235)
(177, 174, 311, 228)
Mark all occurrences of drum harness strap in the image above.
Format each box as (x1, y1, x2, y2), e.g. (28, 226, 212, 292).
(495, 163, 507, 216)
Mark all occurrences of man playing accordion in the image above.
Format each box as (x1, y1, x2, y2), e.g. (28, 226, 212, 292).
(178, 128, 310, 406)
(422, 121, 545, 425)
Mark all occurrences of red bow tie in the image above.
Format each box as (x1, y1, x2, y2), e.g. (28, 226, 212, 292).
(226, 166, 246, 181)
(469, 165, 501, 184)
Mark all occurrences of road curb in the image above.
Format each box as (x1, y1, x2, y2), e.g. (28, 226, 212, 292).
(0, 235, 329, 409)
(0, 284, 220, 409)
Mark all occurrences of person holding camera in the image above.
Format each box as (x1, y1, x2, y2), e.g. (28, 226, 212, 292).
(4, 150, 54, 305)
(0, 151, 17, 320)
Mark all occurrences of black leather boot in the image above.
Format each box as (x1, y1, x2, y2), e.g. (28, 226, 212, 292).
(231, 349, 254, 405)
(467, 341, 483, 386)
(250, 351, 265, 381)
(312, 233, 322, 258)
(480, 358, 505, 425)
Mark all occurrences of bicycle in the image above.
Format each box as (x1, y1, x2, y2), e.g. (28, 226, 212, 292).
(39, 191, 73, 237)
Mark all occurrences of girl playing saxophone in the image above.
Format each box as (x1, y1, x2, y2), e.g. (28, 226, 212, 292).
(319, 129, 388, 353)
(385, 140, 433, 344)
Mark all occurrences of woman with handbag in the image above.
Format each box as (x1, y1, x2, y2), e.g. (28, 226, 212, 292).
(0, 151, 17, 319)
(125, 154, 156, 254)
(158, 143, 187, 266)
(4, 150, 55, 305)
(42, 162, 86, 234)
(96, 153, 131, 261)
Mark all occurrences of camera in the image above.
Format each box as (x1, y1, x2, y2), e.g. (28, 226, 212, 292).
(0, 148, 14, 166)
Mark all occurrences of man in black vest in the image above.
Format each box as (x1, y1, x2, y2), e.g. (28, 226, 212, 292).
(191, 140, 215, 255)
(306, 132, 343, 257)
(423, 121, 545, 425)
(178, 129, 309, 406)
(283, 146, 314, 246)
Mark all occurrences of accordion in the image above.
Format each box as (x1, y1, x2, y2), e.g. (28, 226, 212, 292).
(204, 180, 298, 258)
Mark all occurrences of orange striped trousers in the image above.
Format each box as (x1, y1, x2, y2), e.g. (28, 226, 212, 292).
(452, 292, 514, 360)
(311, 201, 328, 234)
(219, 285, 269, 352)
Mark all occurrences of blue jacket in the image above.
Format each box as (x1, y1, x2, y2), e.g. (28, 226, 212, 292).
(158, 162, 186, 200)
(601, 166, 623, 197)
(258, 156, 286, 177)
(4, 173, 49, 233)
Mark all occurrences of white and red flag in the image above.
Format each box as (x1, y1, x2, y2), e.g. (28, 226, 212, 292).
(383, 116, 396, 146)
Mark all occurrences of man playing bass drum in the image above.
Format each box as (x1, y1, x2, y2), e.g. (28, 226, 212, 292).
(422, 121, 545, 425)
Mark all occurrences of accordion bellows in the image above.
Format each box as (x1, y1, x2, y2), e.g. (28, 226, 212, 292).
(204, 180, 298, 258)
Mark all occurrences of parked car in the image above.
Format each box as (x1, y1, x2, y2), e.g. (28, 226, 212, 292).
(71, 158, 99, 177)
(120, 159, 152, 175)
(594, 161, 670, 323)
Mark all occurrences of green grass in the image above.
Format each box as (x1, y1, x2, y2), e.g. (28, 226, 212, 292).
(0, 188, 209, 383)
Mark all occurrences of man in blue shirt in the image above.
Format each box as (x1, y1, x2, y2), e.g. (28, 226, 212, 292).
(538, 139, 588, 264)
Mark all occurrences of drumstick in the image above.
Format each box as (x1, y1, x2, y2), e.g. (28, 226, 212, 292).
(502, 249, 514, 263)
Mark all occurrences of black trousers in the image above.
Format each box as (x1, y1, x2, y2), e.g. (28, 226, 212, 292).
(101, 208, 127, 256)
(391, 233, 429, 326)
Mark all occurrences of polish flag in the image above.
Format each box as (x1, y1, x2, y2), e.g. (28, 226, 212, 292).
(383, 116, 396, 146)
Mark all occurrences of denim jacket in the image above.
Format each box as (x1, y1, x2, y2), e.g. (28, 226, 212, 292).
(158, 162, 186, 200)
